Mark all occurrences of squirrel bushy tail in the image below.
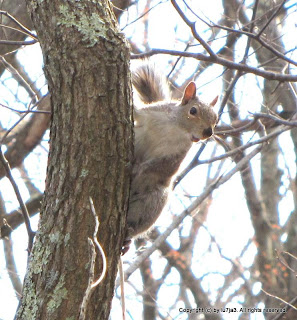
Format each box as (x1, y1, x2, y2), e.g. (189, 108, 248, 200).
(132, 62, 171, 104)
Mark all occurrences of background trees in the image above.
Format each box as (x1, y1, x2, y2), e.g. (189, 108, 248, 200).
(0, 0, 297, 319)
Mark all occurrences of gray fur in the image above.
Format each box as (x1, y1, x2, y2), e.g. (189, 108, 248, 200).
(124, 63, 218, 249)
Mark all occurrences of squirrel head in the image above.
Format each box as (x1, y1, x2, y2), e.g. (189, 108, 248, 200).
(178, 82, 218, 142)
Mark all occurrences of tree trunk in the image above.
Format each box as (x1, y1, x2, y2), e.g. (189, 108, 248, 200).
(15, 1, 132, 319)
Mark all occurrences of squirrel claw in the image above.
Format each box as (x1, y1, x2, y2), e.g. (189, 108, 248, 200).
(121, 238, 132, 255)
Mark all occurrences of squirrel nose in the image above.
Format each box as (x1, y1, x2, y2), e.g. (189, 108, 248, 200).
(202, 127, 213, 138)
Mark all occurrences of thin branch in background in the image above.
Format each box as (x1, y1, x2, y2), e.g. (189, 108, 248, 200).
(251, 112, 297, 126)
(0, 112, 28, 144)
(120, 145, 262, 285)
(182, 0, 211, 27)
(121, 0, 168, 31)
(174, 70, 243, 186)
(288, 81, 297, 107)
(3, 237, 23, 299)
(256, 0, 287, 38)
(0, 145, 34, 253)
(0, 39, 37, 45)
(173, 143, 206, 188)
(0, 93, 50, 144)
(242, 0, 260, 61)
(216, 118, 261, 136)
(282, 251, 297, 261)
(0, 56, 38, 103)
(171, 0, 216, 57)
(131, 49, 297, 82)
(175, 0, 297, 67)
(0, 10, 37, 40)
(0, 23, 35, 39)
(203, 224, 252, 286)
(275, 250, 297, 274)
(167, 42, 191, 79)
(174, 111, 292, 186)
(261, 288, 297, 311)
(199, 125, 291, 165)
(0, 194, 22, 299)
(0, 193, 42, 239)
(0, 102, 51, 114)
(209, 22, 297, 67)
(270, 296, 297, 320)
(18, 164, 42, 195)
(118, 258, 126, 320)
(9, 54, 44, 102)
(218, 70, 243, 118)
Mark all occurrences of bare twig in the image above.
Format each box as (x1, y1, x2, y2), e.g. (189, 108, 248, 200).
(0, 193, 42, 238)
(0, 112, 28, 144)
(3, 237, 23, 299)
(218, 71, 243, 118)
(256, 0, 286, 38)
(121, 0, 167, 31)
(282, 251, 297, 261)
(120, 145, 262, 284)
(276, 250, 297, 274)
(0, 93, 50, 144)
(171, 0, 216, 57)
(261, 289, 297, 311)
(0, 10, 37, 40)
(0, 56, 38, 103)
(270, 296, 297, 320)
(175, 116, 292, 186)
(244, 0, 260, 60)
(0, 146, 34, 253)
(0, 102, 51, 114)
(183, 5, 297, 68)
(199, 125, 290, 165)
(206, 22, 297, 67)
(0, 194, 22, 299)
(0, 39, 37, 45)
(131, 49, 297, 82)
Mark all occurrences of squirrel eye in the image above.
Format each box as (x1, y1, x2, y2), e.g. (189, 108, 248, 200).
(189, 107, 197, 115)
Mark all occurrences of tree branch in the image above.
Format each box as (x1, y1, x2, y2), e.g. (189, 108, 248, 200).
(0, 145, 34, 253)
(131, 49, 297, 82)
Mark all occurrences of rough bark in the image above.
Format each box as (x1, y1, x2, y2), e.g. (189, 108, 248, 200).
(15, 1, 132, 319)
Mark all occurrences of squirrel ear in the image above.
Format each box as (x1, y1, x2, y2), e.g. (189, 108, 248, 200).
(210, 96, 218, 107)
(181, 82, 196, 105)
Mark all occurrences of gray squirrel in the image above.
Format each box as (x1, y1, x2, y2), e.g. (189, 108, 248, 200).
(122, 62, 218, 254)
